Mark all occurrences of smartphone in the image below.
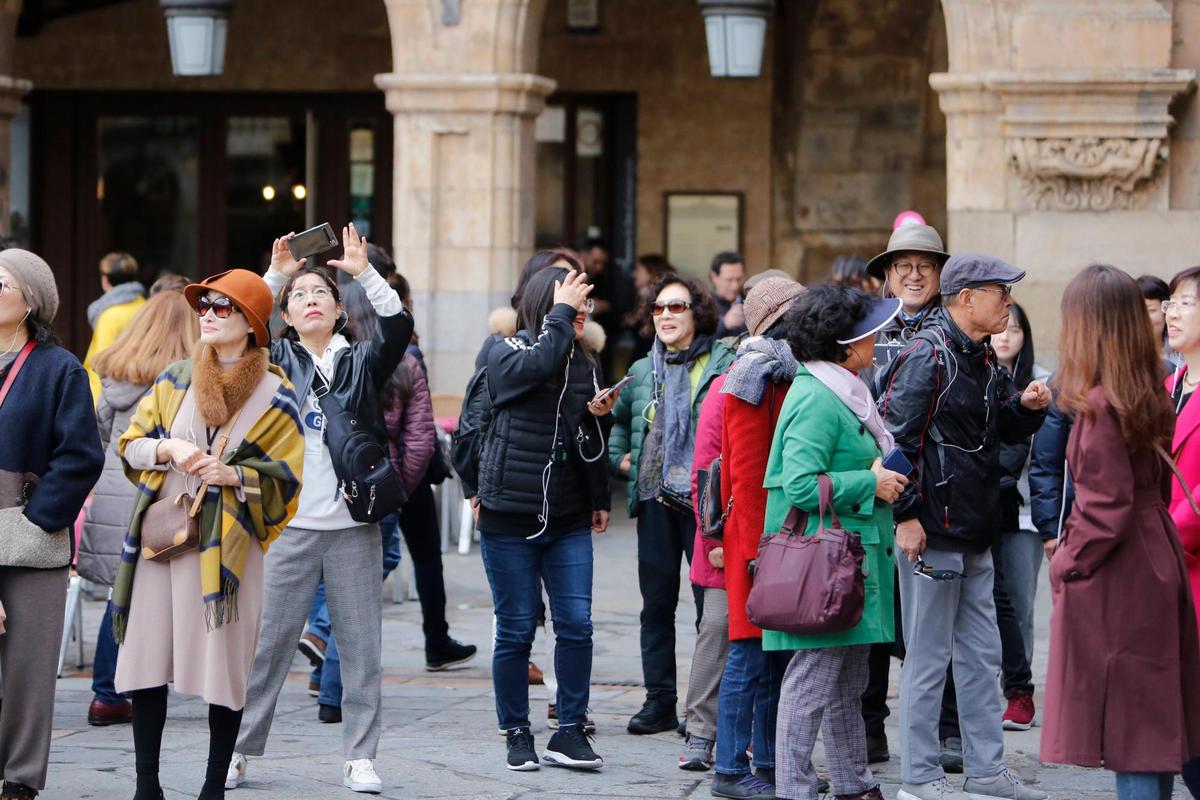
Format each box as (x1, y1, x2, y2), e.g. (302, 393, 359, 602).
(882, 447, 914, 477)
(287, 223, 339, 262)
(596, 373, 635, 402)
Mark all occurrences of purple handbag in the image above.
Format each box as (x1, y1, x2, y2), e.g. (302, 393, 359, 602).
(745, 474, 867, 636)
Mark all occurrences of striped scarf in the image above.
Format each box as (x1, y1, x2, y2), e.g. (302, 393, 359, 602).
(109, 358, 305, 643)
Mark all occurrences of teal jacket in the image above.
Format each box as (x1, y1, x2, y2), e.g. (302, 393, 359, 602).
(760, 365, 896, 651)
(608, 340, 736, 517)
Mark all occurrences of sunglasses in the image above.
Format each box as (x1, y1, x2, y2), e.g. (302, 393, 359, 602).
(195, 295, 242, 319)
(652, 300, 692, 316)
(913, 558, 966, 582)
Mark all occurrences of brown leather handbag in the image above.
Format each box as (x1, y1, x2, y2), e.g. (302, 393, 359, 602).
(745, 474, 867, 636)
(141, 407, 243, 563)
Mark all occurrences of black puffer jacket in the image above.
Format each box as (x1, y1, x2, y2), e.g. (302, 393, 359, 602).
(876, 307, 1045, 552)
(270, 308, 414, 461)
(865, 301, 939, 398)
(477, 303, 610, 537)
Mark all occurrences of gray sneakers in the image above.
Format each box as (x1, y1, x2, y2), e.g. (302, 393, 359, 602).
(963, 769, 1047, 800)
(898, 778, 968, 800)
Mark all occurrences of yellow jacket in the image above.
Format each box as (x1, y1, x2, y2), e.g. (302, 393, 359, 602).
(84, 298, 145, 404)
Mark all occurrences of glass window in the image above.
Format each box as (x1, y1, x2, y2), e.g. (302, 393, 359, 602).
(574, 105, 611, 243)
(535, 105, 567, 248)
(349, 121, 375, 239)
(225, 116, 306, 270)
(98, 116, 200, 278)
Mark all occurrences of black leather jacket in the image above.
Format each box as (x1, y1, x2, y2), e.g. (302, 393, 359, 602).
(876, 307, 1046, 552)
(270, 308, 415, 454)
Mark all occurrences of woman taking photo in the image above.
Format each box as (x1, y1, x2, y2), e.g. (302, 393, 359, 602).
(0, 249, 104, 800)
(764, 284, 906, 800)
(111, 268, 304, 800)
(78, 291, 199, 727)
(1043, 264, 1200, 800)
(609, 273, 735, 737)
(228, 224, 413, 795)
(476, 267, 610, 772)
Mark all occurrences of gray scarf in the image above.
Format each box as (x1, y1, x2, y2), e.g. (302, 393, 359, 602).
(87, 282, 146, 329)
(641, 336, 712, 498)
(721, 337, 798, 405)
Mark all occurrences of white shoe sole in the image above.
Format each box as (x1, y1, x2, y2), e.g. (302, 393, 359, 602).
(298, 638, 326, 666)
(1002, 719, 1033, 731)
(343, 776, 383, 793)
(542, 749, 603, 770)
(224, 771, 244, 790)
(425, 652, 477, 671)
(507, 759, 540, 771)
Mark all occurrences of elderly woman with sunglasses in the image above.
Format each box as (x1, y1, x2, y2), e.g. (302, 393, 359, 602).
(762, 285, 908, 800)
(111, 268, 304, 800)
(608, 274, 735, 744)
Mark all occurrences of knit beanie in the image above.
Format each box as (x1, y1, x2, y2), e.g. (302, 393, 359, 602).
(744, 276, 805, 337)
(0, 249, 59, 322)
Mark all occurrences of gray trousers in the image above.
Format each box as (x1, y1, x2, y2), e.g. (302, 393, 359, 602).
(775, 645, 874, 800)
(0, 566, 68, 790)
(897, 547, 1004, 784)
(236, 525, 382, 760)
(684, 587, 729, 741)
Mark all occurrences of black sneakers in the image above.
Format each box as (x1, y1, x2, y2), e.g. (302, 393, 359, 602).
(627, 698, 679, 735)
(506, 728, 540, 771)
(542, 726, 604, 770)
(425, 638, 478, 671)
(318, 704, 342, 724)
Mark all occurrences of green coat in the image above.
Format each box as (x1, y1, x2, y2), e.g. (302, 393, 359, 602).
(760, 365, 896, 651)
(608, 340, 736, 517)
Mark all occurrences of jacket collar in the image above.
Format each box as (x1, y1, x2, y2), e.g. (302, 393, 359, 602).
(929, 306, 989, 361)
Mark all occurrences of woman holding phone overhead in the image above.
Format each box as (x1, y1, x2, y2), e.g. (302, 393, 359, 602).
(227, 224, 414, 796)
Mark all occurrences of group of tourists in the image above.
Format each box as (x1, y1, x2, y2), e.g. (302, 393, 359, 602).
(2, 208, 1200, 800)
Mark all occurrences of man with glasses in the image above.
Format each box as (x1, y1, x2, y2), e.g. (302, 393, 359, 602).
(877, 254, 1050, 800)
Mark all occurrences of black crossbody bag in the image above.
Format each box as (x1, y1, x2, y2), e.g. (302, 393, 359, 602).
(313, 370, 407, 523)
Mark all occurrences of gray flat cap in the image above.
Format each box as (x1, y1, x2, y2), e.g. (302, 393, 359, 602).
(939, 253, 1026, 296)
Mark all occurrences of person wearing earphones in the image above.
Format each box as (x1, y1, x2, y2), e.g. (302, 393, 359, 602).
(876, 254, 1049, 800)
(475, 267, 611, 773)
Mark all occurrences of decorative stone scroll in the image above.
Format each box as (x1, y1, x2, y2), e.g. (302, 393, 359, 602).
(1008, 136, 1166, 211)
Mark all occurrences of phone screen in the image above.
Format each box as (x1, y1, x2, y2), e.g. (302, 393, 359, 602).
(287, 223, 338, 261)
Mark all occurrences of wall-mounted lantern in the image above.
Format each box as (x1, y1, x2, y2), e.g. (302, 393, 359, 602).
(698, 0, 773, 78)
(160, 0, 233, 77)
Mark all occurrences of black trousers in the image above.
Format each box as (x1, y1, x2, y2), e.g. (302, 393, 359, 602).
(992, 532, 1034, 698)
(398, 482, 451, 649)
(636, 499, 703, 705)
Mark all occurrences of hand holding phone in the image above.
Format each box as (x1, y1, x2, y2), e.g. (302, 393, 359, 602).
(596, 373, 635, 403)
(285, 223, 339, 263)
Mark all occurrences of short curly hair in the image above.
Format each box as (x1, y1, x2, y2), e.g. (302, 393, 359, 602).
(639, 273, 720, 339)
(784, 284, 872, 363)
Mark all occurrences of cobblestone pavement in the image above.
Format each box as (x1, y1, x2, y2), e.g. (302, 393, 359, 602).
(42, 507, 1180, 799)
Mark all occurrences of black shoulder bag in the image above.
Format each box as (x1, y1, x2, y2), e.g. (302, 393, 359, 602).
(313, 369, 408, 523)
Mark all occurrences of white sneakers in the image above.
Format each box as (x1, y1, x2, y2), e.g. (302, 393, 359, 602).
(226, 753, 382, 795)
(343, 759, 383, 794)
(224, 752, 246, 790)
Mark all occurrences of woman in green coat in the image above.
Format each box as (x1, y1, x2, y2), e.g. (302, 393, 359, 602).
(761, 285, 908, 800)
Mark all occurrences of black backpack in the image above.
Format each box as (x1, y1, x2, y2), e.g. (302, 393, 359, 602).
(451, 365, 494, 497)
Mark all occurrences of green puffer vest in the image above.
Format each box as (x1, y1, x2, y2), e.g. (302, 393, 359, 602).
(608, 339, 736, 517)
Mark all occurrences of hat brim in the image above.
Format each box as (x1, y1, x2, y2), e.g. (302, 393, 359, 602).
(838, 298, 902, 345)
(865, 248, 950, 281)
(184, 278, 270, 348)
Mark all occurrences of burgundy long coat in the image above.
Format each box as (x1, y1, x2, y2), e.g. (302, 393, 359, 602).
(1041, 388, 1200, 772)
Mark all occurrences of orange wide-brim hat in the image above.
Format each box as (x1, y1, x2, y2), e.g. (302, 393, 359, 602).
(184, 269, 274, 347)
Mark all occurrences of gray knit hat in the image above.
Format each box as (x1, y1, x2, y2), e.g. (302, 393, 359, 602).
(0, 249, 58, 322)
(745, 277, 806, 337)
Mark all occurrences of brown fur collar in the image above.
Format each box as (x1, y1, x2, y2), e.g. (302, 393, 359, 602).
(192, 344, 268, 427)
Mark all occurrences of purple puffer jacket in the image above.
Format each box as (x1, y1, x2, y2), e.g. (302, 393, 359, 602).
(384, 353, 437, 495)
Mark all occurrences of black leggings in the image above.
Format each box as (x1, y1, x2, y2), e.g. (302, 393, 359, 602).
(398, 482, 451, 648)
(129, 685, 243, 800)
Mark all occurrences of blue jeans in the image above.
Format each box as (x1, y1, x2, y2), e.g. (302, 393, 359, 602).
(310, 517, 403, 703)
(91, 604, 124, 704)
(480, 528, 593, 731)
(1115, 772, 1174, 800)
(715, 638, 787, 776)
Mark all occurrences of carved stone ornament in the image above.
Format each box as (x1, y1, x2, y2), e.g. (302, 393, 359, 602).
(1008, 136, 1166, 211)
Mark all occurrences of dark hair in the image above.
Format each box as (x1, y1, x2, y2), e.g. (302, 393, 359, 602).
(1137, 274, 1170, 302)
(784, 284, 872, 363)
(517, 267, 567, 339)
(342, 280, 411, 403)
(1003, 302, 1036, 389)
(1170, 266, 1200, 296)
(511, 248, 584, 309)
(367, 243, 396, 282)
(389, 271, 411, 307)
(639, 273, 720, 339)
(27, 314, 57, 346)
(830, 255, 869, 288)
(278, 265, 347, 342)
(582, 237, 608, 253)
(711, 251, 745, 275)
(100, 251, 139, 286)
(636, 254, 673, 281)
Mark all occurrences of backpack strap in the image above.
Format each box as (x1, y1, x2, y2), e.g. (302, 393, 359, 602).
(0, 341, 36, 411)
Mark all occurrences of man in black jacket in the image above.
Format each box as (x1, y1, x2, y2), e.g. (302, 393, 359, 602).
(878, 254, 1049, 800)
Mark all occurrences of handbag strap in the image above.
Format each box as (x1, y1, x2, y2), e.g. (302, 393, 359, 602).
(816, 473, 843, 531)
(779, 505, 808, 536)
(0, 341, 36, 411)
(187, 401, 248, 517)
(1157, 443, 1200, 517)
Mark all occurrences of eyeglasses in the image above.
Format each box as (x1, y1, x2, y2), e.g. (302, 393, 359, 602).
(652, 300, 693, 316)
(1164, 296, 1199, 314)
(913, 558, 966, 582)
(288, 287, 335, 304)
(584, 298, 595, 314)
(195, 295, 242, 319)
(889, 261, 939, 278)
(972, 285, 1013, 299)
(0, 278, 19, 297)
